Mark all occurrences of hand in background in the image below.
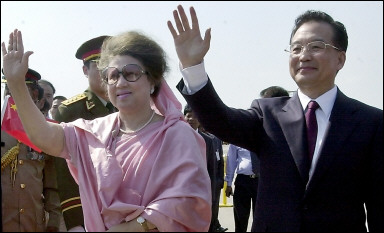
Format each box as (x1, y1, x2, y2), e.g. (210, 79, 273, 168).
(225, 186, 233, 198)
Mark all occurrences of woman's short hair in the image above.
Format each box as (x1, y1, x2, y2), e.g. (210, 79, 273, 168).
(98, 31, 169, 96)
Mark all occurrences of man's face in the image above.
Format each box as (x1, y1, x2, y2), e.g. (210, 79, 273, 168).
(84, 61, 106, 99)
(289, 21, 345, 95)
(39, 82, 54, 108)
(184, 111, 200, 130)
(50, 98, 64, 119)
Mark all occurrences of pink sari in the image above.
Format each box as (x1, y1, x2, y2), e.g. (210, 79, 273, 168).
(59, 80, 211, 231)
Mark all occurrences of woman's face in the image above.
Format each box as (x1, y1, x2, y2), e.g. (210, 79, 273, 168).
(106, 55, 153, 114)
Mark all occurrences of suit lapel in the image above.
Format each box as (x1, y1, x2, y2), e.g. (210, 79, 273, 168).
(305, 90, 359, 194)
(279, 93, 310, 183)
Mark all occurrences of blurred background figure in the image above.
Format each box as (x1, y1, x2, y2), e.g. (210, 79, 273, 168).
(200, 126, 227, 232)
(38, 79, 55, 118)
(49, 95, 67, 120)
(184, 104, 221, 232)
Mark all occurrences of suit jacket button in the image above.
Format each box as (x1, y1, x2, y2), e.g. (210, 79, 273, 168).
(19, 208, 25, 213)
(20, 184, 26, 189)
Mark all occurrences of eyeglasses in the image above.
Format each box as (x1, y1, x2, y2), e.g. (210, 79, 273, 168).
(285, 41, 341, 56)
(102, 64, 148, 85)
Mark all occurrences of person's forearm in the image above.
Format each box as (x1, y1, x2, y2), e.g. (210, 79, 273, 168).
(7, 81, 64, 155)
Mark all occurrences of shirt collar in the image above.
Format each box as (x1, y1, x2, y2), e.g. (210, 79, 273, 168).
(95, 95, 108, 106)
(298, 85, 338, 118)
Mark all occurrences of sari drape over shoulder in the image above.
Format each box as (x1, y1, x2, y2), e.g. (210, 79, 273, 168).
(59, 80, 211, 232)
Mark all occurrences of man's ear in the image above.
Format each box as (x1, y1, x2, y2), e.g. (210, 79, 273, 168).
(337, 51, 346, 71)
(83, 65, 89, 77)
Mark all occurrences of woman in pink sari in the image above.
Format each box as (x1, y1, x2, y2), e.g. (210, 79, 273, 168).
(2, 29, 211, 232)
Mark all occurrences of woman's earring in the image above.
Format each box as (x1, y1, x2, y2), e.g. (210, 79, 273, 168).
(150, 87, 154, 94)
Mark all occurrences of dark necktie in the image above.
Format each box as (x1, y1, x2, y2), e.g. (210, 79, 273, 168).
(305, 101, 320, 164)
(106, 102, 115, 113)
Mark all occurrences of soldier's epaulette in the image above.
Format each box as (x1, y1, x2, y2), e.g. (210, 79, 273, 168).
(61, 93, 87, 106)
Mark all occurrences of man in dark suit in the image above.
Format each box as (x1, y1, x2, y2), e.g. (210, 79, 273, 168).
(184, 105, 219, 232)
(200, 126, 227, 232)
(169, 5, 383, 232)
(53, 35, 115, 231)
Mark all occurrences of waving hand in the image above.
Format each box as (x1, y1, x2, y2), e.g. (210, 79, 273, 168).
(167, 5, 211, 69)
(1, 29, 33, 86)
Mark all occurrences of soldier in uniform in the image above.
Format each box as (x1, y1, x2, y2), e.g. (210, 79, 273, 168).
(1, 69, 61, 232)
(54, 35, 115, 123)
(53, 35, 115, 231)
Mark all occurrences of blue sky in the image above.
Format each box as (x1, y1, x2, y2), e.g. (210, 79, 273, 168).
(1, 1, 383, 110)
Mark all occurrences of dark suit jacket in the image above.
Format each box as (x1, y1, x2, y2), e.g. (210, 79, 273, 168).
(199, 130, 218, 202)
(207, 133, 225, 190)
(177, 79, 383, 232)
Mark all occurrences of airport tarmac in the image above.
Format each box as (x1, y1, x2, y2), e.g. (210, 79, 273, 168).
(217, 190, 253, 232)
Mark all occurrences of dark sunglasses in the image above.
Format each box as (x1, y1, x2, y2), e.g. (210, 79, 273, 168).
(102, 64, 148, 85)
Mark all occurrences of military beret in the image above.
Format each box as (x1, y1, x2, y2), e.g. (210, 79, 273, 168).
(75, 35, 110, 61)
(1, 68, 41, 83)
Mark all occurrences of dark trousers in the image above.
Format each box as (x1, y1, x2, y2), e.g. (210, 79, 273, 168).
(209, 186, 222, 231)
(233, 174, 258, 232)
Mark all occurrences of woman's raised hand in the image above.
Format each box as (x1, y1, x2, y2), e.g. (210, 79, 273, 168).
(1, 29, 33, 85)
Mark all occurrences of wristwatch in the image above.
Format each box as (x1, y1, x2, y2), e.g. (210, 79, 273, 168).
(137, 216, 149, 232)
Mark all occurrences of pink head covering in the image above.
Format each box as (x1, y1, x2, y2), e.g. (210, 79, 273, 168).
(151, 79, 184, 122)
